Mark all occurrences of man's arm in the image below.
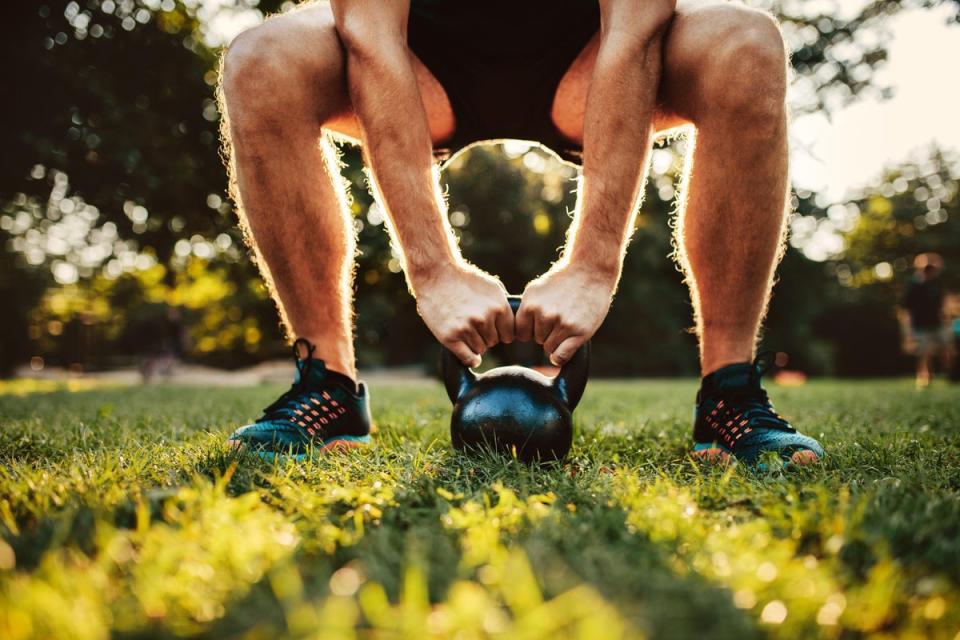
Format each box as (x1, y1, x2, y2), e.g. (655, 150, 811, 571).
(897, 308, 916, 353)
(331, 0, 513, 367)
(517, 0, 676, 365)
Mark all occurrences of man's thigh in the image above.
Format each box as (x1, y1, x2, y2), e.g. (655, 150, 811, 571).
(550, 0, 750, 144)
(244, 1, 455, 145)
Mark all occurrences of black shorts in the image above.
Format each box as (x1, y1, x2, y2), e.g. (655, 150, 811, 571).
(407, 0, 600, 167)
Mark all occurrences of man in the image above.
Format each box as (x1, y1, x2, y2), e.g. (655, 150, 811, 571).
(219, 0, 824, 464)
(900, 254, 953, 388)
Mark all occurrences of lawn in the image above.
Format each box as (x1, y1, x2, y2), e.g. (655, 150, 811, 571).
(1, 378, 958, 639)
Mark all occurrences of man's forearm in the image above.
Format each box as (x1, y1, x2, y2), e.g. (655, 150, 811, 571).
(343, 41, 459, 279)
(333, 3, 513, 363)
(564, 4, 674, 281)
(897, 309, 913, 336)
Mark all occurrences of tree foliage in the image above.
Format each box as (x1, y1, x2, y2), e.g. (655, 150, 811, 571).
(1, 0, 958, 375)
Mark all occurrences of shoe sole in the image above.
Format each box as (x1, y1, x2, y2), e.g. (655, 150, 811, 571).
(692, 443, 820, 468)
(232, 434, 371, 462)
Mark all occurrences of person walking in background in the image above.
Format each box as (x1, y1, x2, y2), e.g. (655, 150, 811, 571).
(900, 253, 954, 388)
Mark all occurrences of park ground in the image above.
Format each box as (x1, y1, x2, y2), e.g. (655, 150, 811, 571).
(0, 378, 958, 639)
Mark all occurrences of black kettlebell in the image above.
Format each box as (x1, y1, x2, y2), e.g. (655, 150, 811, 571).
(442, 296, 590, 463)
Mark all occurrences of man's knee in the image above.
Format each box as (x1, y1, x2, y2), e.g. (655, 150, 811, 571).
(221, 24, 291, 119)
(220, 13, 344, 131)
(697, 7, 787, 127)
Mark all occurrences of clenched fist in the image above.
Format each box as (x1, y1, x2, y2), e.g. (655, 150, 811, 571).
(517, 263, 618, 366)
(412, 262, 514, 367)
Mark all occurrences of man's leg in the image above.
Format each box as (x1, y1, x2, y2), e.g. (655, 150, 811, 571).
(218, 3, 454, 456)
(553, 1, 823, 463)
(915, 335, 937, 387)
(553, 0, 789, 375)
(665, 11, 789, 375)
(219, 3, 454, 381)
(917, 351, 931, 388)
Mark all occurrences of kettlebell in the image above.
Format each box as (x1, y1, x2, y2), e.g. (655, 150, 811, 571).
(441, 296, 590, 463)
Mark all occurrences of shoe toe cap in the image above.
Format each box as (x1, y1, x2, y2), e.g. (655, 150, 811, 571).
(733, 430, 824, 465)
(765, 431, 825, 463)
(228, 422, 307, 453)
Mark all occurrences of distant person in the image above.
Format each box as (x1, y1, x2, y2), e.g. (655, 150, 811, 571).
(217, 0, 823, 465)
(900, 254, 953, 388)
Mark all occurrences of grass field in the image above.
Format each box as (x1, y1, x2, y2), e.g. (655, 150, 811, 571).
(1, 378, 959, 639)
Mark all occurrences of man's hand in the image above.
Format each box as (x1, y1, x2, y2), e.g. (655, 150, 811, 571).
(517, 263, 617, 366)
(412, 263, 514, 367)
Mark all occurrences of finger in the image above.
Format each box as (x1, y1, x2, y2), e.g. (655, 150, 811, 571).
(550, 335, 585, 367)
(515, 304, 535, 342)
(534, 312, 556, 346)
(543, 326, 572, 357)
(495, 304, 515, 344)
(448, 341, 481, 368)
(461, 329, 487, 358)
(474, 315, 499, 349)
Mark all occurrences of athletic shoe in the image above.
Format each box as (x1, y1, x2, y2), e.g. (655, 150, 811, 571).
(228, 338, 371, 460)
(692, 354, 824, 466)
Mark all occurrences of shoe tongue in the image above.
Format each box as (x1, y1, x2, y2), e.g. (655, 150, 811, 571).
(294, 358, 358, 394)
(704, 362, 759, 394)
(294, 357, 328, 387)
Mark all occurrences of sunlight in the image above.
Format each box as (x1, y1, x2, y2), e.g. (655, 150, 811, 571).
(790, 4, 960, 200)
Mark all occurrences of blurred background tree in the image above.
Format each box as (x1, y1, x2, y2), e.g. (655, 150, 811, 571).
(1, 0, 958, 376)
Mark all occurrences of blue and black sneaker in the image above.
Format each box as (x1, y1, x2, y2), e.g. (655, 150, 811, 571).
(693, 354, 824, 466)
(229, 339, 372, 460)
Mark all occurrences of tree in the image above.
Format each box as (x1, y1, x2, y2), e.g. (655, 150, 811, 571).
(2, 0, 958, 374)
(2, 1, 230, 261)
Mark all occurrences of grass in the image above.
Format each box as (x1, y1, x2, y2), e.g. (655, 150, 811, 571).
(0, 377, 959, 639)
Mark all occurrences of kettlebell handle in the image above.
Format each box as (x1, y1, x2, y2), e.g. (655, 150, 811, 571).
(440, 295, 590, 410)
